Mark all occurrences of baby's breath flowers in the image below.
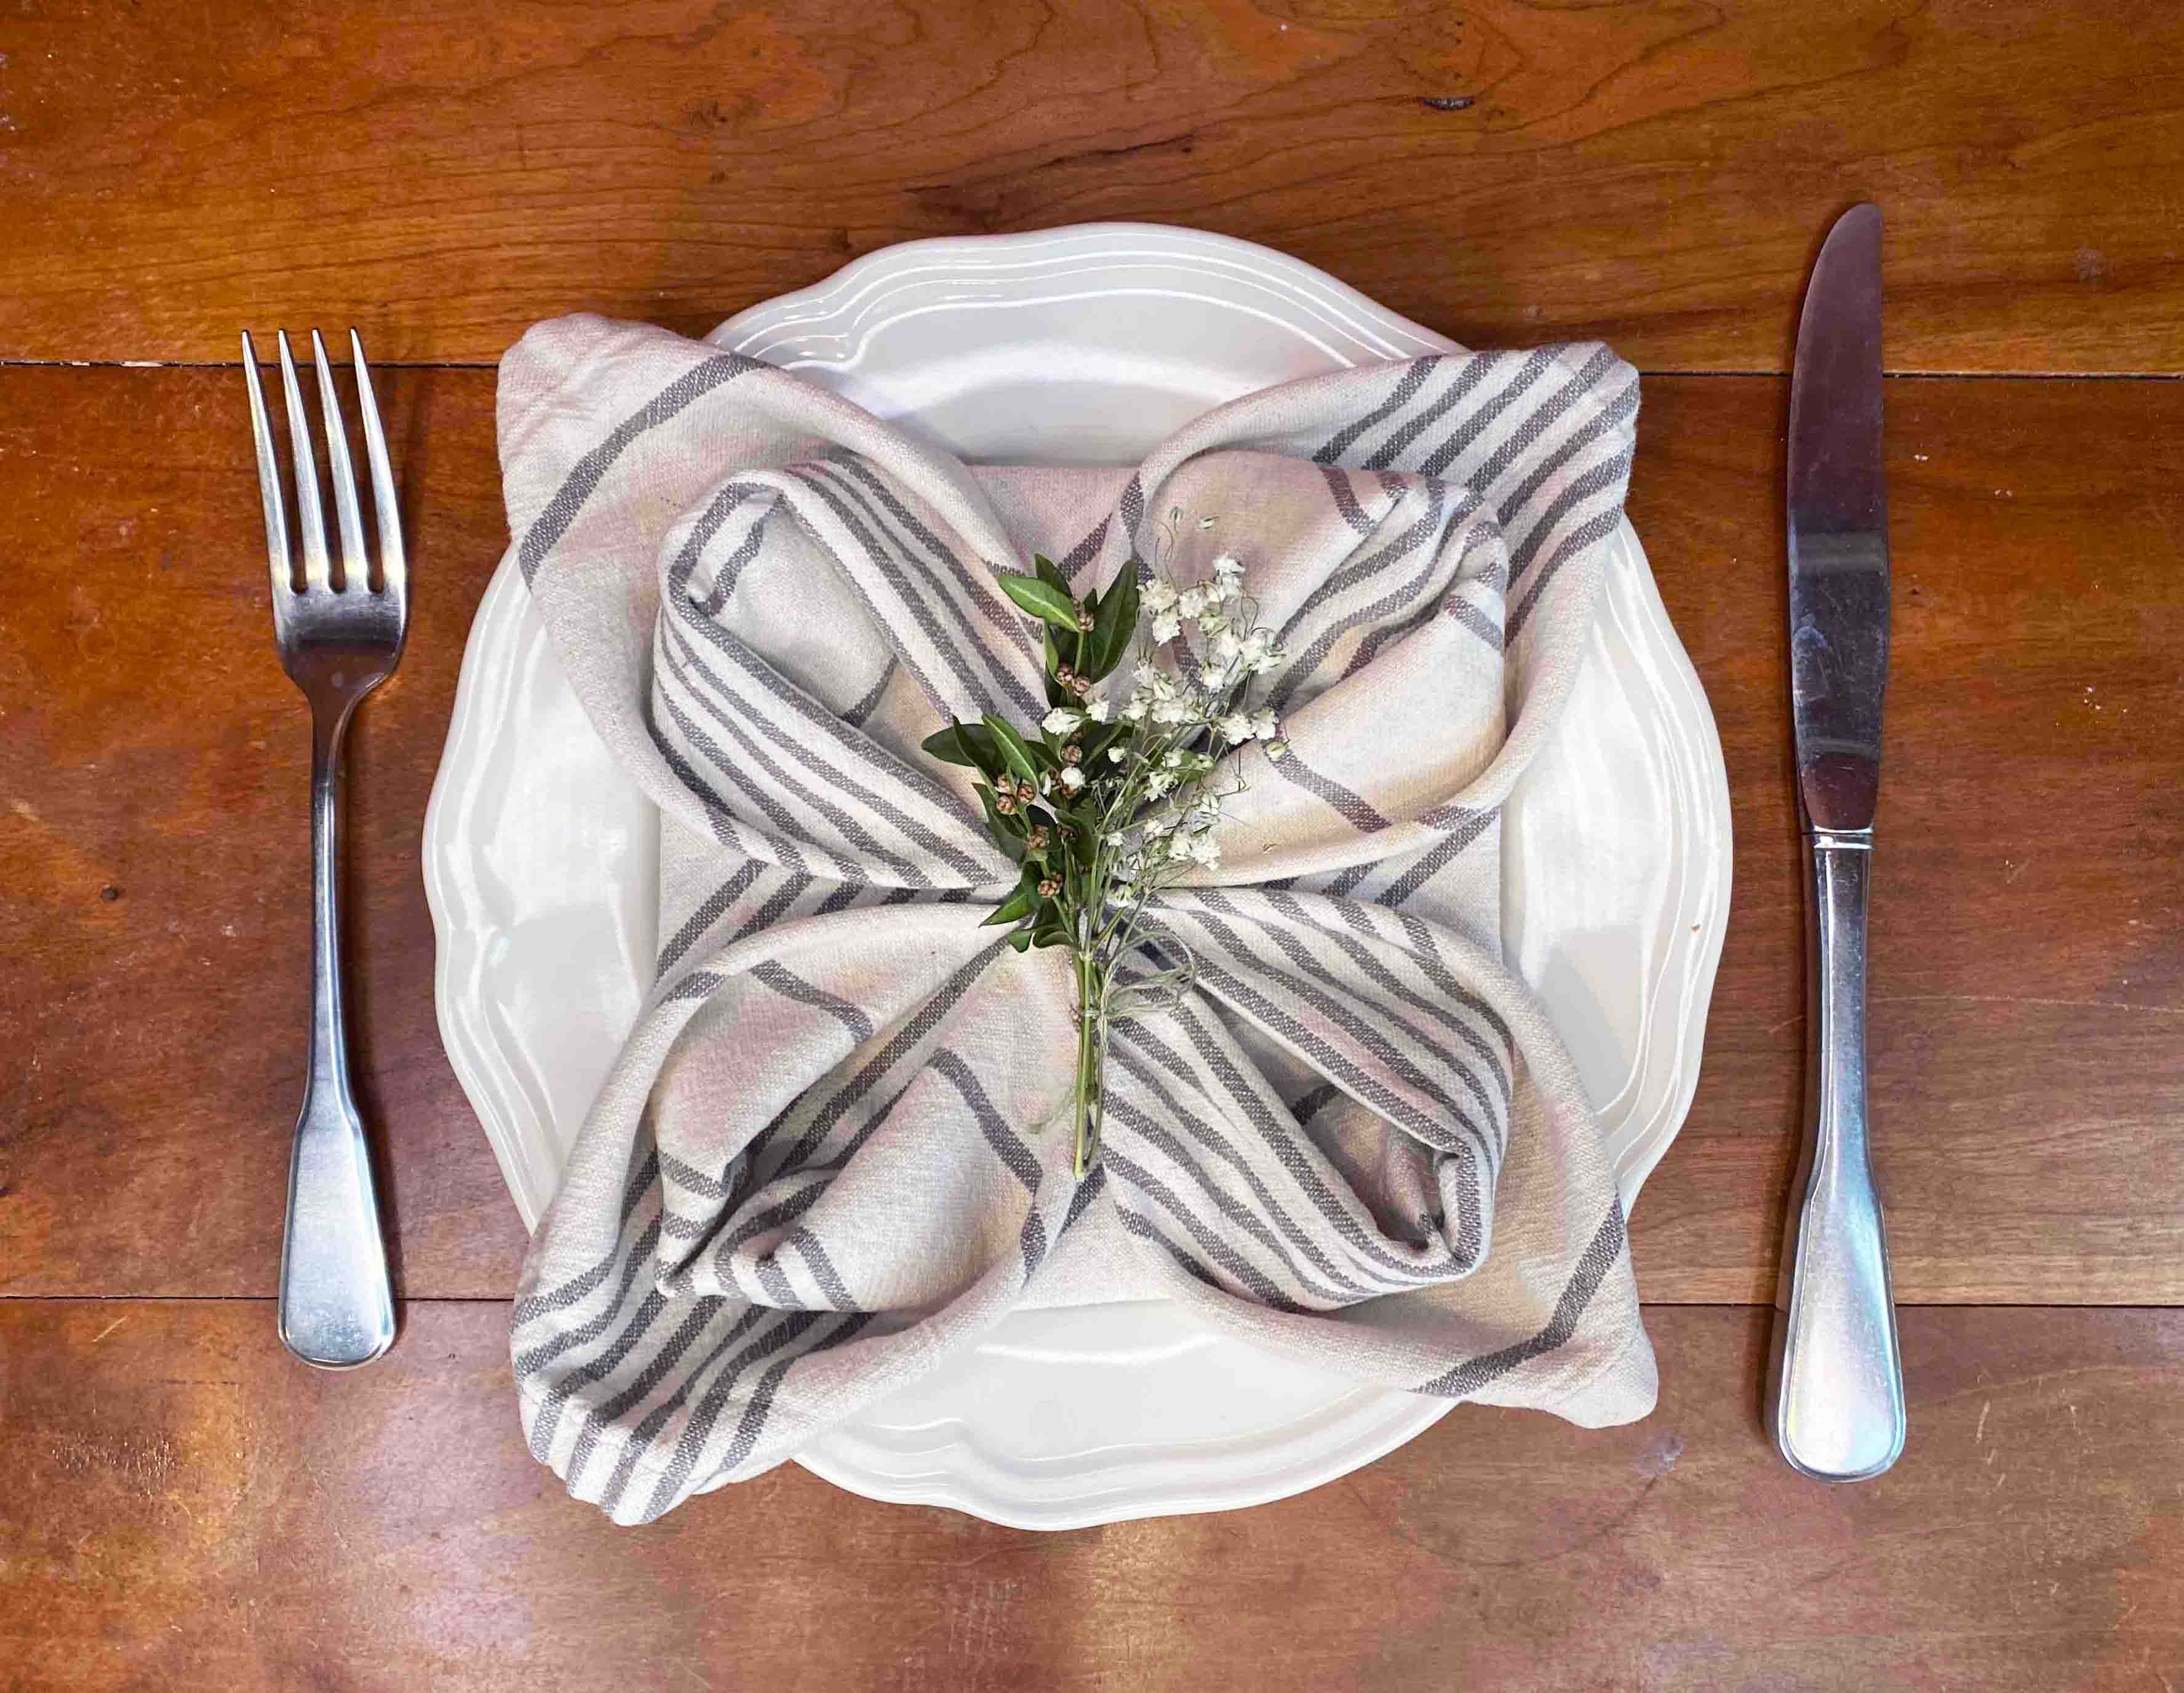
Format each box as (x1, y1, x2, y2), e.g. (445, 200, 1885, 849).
(922, 517, 1286, 1176)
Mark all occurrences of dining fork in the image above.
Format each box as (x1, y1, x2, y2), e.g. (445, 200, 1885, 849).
(244, 329, 403, 1369)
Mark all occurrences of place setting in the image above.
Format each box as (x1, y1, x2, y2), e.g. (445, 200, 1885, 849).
(249, 213, 1919, 1529)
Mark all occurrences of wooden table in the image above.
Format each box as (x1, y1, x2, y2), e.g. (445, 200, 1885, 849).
(4, 4, 2180, 1687)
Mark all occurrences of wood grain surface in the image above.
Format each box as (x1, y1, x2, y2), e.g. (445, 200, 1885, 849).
(3, 1301, 2179, 1691)
(1, 0, 2182, 371)
(5, 366, 2178, 1304)
(6, 4, 2184, 1682)
(1627, 373, 2184, 1304)
(0, 365, 530, 1301)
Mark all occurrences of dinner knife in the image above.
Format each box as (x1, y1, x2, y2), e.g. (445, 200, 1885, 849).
(1769, 202, 1907, 1481)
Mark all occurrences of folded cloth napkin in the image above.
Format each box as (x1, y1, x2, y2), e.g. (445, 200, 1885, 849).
(500, 314, 1657, 1524)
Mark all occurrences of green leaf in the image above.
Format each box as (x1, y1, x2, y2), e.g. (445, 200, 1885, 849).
(922, 721, 1006, 782)
(1085, 565, 1141, 681)
(1007, 927, 1035, 953)
(1074, 588, 1101, 674)
(1078, 719, 1130, 770)
(1032, 553, 1070, 597)
(980, 714, 1042, 786)
(997, 573, 1082, 632)
(1042, 626, 1069, 707)
(982, 879, 1039, 928)
(978, 785, 1027, 861)
(920, 723, 977, 767)
(1033, 914, 1074, 949)
(1039, 804, 1099, 869)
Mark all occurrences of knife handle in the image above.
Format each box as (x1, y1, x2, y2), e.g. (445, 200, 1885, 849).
(1769, 831, 1906, 1480)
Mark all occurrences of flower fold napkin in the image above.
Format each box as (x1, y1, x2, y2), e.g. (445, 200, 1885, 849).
(500, 313, 1656, 1523)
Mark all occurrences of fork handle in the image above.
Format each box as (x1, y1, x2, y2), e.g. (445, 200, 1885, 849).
(278, 699, 396, 1368)
(1768, 832, 1905, 1478)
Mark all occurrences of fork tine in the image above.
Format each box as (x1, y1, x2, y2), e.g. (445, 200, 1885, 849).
(241, 332, 292, 597)
(349, 330, 405, 600)
(311, 329, 367, 592)
(276, 330, 330, 591)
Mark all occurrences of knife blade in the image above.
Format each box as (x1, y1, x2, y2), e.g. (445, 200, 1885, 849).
(1789, 203, 1891, 834)
(1768, 202, 1907, 1481)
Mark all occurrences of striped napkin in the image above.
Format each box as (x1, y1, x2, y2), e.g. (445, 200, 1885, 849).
(499, 314, 1657, 1524)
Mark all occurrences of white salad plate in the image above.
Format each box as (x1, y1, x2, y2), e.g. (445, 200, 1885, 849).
(423, 224, 1732, 1528)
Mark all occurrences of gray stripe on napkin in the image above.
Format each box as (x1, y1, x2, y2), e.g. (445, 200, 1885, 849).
(567, 1297, 762, 1490)
(657, 860, 768, 977)
(841, 658, 896, 728)
(1415, 1204, 1627, 1398)
(1446, 345, 1621, 495)
(826, 454, 1042, 666)
(501, 323, 1653, 1523)
(663, 619, 992, 883)
(1507, 479, 1630, 643)
(1194, 890, 1504, 1158)
(1313, 357, 1435, 464)
(667, 598, 990, 848)
(753, 962, 877, 1044)
(1103, 1061, 1379, 1302)
(805, 460, 1042, 691)
(1369, 353, 1514, 472)
(1374, 806, 1499, 909)
(1269, 497, 1465, 712)
(1277, 477, 1451, 651)
(788, 465, 1045, 722)
(1059, 517, 1108, 582)
(513, 1148, 661, 1326)
(709, 1312, 877, 1480)
(519, 354, 762, 584)
(663, 631, 932, 886)
(1318, 462, 1381, 536)
(763, 941, 1009, 1181)
(652, 688, 823, 877)
(1179, 931, 1489, 1191)
(1269, 751, 1392, 834)
(517, 1211, 668, 1405)
(1103, 1146, 1309, 1313)
(696, 511, 773, 616)
(1263, 889, 1510, 1104)
(1120, 1014, 1461, 1285)
(631, 1309, 848, 1522)
(1443, 594, 1502, 651)
(783, 1226, 856, 1310)
(931, 1048, 1042, 1193)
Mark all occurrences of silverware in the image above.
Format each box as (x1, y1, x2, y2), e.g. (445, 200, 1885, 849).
(1768, 203, 1906, 1478)
(244, 329, 404, 1369)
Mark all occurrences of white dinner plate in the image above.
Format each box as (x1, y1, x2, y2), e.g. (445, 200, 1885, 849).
(423, 224, 1732, 1528)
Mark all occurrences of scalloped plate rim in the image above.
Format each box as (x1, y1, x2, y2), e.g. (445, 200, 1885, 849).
(423, 221, 1732, 1529)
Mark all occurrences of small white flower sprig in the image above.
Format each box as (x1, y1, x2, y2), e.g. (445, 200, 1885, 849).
(923, 514, 1288, 1177)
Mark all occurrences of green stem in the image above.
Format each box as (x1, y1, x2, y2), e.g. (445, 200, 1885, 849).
(1073, 945, 1104, 1177)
